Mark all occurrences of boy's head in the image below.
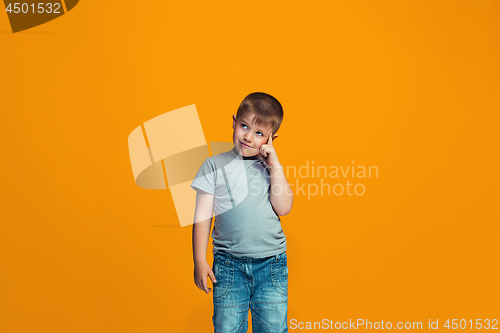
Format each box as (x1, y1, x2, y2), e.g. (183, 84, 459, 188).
(232, 92, 284, 157)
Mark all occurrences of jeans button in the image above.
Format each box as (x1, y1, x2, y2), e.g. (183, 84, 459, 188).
(225, 261, 229, 266)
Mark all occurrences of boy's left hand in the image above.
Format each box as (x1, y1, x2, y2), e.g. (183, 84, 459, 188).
(259, 132, 281, 167)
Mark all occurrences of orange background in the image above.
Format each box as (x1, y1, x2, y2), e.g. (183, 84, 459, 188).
(1, 1, 499, 332)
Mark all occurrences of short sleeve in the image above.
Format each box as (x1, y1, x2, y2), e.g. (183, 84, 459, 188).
(191, 158, 216, 194)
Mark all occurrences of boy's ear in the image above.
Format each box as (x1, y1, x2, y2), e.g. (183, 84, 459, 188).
(232, 115, 236, 129)
(271, 133, 278, 142)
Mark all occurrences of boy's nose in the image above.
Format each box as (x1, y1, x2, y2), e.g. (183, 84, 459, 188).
(243, 133, 253, 142)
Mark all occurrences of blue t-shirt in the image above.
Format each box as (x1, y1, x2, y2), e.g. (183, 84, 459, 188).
(191, 146, 286, 258)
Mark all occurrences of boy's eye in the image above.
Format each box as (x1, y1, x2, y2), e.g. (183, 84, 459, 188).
(240, 123, 263, 136)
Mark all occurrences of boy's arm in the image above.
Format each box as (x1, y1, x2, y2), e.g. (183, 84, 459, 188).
(192, 191, 217, 294)
(192, 191, 214, 262)
(269, 164, 294, 216)
(259, 132, 293, 216)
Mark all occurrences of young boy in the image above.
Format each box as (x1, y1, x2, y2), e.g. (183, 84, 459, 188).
(191, 92, 293, 332)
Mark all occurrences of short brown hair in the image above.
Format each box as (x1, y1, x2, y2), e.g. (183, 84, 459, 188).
(235, 92, 284, 134)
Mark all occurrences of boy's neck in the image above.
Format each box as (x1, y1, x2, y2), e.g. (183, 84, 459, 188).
(231, 146, 260, 160)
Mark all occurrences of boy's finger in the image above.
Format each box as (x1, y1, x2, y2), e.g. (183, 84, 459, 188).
(268, 132, 273, 146)
(202, 278, 209, 294)
(208, 269, 217, 284)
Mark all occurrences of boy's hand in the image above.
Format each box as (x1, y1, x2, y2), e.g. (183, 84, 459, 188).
(194, 261, 217, 295)
(259, 132, 281, 167)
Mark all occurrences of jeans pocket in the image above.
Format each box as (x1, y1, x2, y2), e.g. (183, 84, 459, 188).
(213, 256, 234, 302)
(271, 252, 288, 296)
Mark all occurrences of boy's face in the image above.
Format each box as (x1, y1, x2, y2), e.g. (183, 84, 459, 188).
(232, 114, 277, 157)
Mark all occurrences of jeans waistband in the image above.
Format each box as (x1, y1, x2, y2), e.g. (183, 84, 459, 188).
(215, 250, 285, 262)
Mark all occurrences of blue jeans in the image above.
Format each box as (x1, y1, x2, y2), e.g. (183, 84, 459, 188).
(212, 250, 288, 333)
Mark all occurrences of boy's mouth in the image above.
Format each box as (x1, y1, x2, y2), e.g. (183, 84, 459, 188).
(240, 141, 252, 148)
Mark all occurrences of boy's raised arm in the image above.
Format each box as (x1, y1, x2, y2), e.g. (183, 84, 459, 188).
(260, 132, 294, 216)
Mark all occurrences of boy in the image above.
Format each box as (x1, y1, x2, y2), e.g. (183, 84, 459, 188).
(191, 92, 293, 332)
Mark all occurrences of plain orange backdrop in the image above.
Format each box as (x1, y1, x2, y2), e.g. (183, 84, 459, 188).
(1, 1, 499, 332)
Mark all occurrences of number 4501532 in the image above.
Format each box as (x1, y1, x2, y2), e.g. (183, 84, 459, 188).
(5, 3, 61, 14)
(444, 319, 498, 330)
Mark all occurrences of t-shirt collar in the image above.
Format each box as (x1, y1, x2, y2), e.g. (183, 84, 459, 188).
(231, 146, 260, 160)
